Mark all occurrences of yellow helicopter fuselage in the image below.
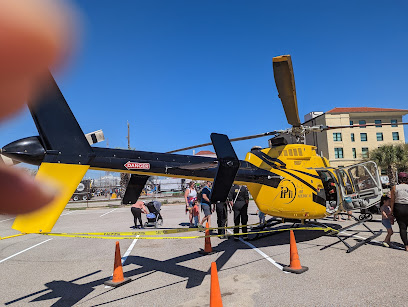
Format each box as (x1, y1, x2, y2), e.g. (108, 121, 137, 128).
(244, 144, 332, 220)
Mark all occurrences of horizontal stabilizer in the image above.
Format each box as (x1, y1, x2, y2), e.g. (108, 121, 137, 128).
(122, 174, 150, 204)
(12, 162, 89, 233)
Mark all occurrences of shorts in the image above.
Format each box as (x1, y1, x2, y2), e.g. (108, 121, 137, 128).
(201, 203, 212, 216)
(382, 219, 392, 229)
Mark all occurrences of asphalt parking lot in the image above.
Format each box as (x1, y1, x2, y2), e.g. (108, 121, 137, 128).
(1, 202, 407, 306)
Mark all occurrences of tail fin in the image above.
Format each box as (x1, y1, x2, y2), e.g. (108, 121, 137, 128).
(11, 72, 94, 233)
(12, 163, 89, 233)
(29, 72, 92, 156)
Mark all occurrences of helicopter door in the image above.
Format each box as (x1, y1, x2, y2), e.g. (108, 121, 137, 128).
(316, 170, 340, 214)
(341, 161, 383, 208)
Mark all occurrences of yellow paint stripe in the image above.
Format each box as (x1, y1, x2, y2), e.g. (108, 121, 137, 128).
(12, 163, 89, 234)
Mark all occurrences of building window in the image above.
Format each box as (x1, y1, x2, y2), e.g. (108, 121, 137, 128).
(351, 133, 355, 142)
(376, 132, 383, 141)
(352, 148, 356, 159)
(360, 133, 367, 141)
(359, 120, 366, 128)
(350, 120, 354, 128)
(375, 120, 382, 127)
(393, 132, 399, 140)
(333, 133, 342, 141)
(391, 119, 398, 127)
(334, 148, 344, 159)
(362, 147, 369, 158)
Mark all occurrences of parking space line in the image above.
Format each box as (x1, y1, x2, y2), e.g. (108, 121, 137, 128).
(100, 209, 117, 217)
(122, 237, 139, 263)
(227, 229, 289, 273)
(0, 217, 14, 223)
(60, 212, 74, 217)
(0, 239, 53, 264)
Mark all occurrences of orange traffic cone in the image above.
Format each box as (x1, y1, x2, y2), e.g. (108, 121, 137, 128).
(283, 230, 308, 274)
(210, 262, 223, 307)
(104, 241, 131, 287)
(199, 222, 215, 255)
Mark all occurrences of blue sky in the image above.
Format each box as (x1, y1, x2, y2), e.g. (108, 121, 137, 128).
(1, 0, 408, 178)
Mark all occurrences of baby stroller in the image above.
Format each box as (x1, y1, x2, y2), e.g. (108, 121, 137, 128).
(144, 200, 163, 228)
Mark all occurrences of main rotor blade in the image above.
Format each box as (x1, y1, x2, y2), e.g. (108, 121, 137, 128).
(273, 55, 301, 127)
(323, 122, 408, 130)
(166, 131, 280, 154)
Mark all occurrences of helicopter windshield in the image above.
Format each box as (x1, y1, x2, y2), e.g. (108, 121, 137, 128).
(340, 161, 383, 208)
(336, 169, 354, 195)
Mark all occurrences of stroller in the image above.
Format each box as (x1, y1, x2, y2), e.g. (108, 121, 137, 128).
(144, 200, 163, 227)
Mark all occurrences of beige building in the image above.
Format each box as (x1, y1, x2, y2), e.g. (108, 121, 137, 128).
(304, 107, 408, 168)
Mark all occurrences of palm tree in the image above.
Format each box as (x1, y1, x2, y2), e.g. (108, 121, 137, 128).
(369, 144, 407, 186)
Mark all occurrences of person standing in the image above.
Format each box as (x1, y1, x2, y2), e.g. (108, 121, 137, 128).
(215, 200, 229, 238)
(380, 195, 394, 247)
(228, 184, 249, 240)
(390, 172, 408, 251)
(199, 181, 213, 228)
(184, 181, 198, 227)
(131, 200, 148, 229)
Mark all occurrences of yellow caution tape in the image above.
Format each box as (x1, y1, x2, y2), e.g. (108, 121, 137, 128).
(0, 233, 27, 240)
(36, 222, 262, 237)
(37, 226, 338, 240)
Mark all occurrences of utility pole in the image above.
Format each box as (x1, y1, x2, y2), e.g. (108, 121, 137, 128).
(105, 138, 110, 177)
(126, 121, 130, 149)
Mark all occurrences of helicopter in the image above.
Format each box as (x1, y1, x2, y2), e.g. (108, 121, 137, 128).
(2, 55, 387, 235)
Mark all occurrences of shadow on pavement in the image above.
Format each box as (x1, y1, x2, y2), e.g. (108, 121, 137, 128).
(4, 223, 338, 306)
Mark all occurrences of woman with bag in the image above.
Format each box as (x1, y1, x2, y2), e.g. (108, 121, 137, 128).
(391, 172, 408, 251)
(184, 181, 199, 227)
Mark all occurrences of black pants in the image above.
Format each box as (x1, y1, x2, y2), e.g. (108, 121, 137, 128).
(131, 207, 143, 227)
(216, 202, 228, 235)
(233, 202, 248, 235)
(394, 203, 408, 246)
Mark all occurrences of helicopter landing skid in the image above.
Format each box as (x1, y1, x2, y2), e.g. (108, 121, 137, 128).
(246, 218, 283, 241)
(321, 213, 382, 253)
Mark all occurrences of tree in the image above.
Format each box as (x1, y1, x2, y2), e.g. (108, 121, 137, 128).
(369, 144, 407, 186)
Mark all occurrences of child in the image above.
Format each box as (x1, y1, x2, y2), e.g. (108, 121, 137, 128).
(380, 195, 394, 247)
(258, 209, 266, 226)
(192, 200, 200, 227)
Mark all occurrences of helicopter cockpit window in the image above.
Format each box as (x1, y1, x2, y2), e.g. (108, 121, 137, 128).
(347, 164, 378, 193)
(337, 169, 354, 195)
(342, 161, 383, 209)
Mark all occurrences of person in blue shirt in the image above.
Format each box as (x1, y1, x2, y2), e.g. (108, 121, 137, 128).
(199, 181, 213, 228)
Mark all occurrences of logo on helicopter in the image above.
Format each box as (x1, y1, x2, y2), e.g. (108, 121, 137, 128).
(279, 179, 296, 203)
